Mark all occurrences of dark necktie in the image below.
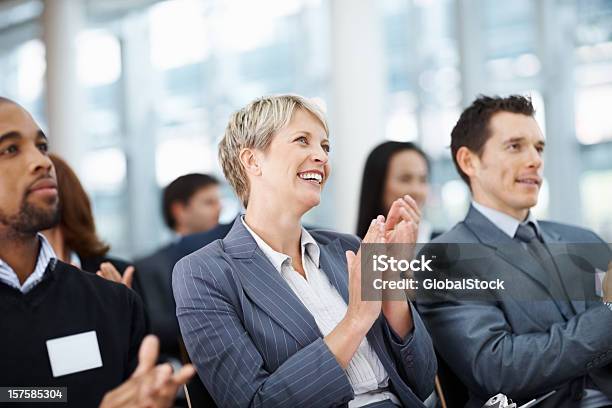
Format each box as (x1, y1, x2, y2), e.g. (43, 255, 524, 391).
(514, 221, 539, 243)
(514, 222, 573, 317)
(514, 222, 554, 269)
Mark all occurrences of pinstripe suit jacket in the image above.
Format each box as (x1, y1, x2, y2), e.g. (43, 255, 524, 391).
(172, 218, 436, 408)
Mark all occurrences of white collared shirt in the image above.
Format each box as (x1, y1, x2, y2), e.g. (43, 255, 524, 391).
(0, 233, 57, 293)
(472, 201, 541, 239)
(241, 218, 400, 407)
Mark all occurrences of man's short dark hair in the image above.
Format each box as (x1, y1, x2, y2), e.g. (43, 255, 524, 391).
(162, 173, 219, 230)
(450, 94, 535, 186)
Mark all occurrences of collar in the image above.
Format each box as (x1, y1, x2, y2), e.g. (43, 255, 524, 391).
(0, 233, 57, 293)
(472, 201, 541, 239)
(240, 216, 320, 273)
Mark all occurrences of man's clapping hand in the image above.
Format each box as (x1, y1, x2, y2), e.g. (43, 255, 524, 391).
(99, 335, 195, 408)
(96, 262, 135, 289)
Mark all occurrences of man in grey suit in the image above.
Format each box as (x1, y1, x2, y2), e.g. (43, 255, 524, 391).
(417, 95, 612, 408)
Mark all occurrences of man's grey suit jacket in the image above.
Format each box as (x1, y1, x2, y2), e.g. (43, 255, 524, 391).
(172, 218, 437, 407)
(417, 206, 612, 408)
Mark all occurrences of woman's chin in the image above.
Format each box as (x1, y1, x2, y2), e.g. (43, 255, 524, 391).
(298, 195, 320, 212)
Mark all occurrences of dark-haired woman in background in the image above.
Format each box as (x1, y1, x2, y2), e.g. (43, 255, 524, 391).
(357, 141, 456, 408)
(357, 141, 440, 242)
(42, 154, 134, 287)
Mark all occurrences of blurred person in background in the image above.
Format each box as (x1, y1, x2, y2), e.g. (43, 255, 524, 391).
(173, 94, 436, 407)
(0, 96, 194, 407)
(357, 141, 441, 242)
(134, 173, 230, 372)
(41, 153, 134, 287)
(357, 142, 454, 408)
(162, 173, 222, 237)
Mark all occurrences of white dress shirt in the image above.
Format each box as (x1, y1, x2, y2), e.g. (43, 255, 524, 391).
(241, 218, 400, 407)
(0, 233, 57, 293)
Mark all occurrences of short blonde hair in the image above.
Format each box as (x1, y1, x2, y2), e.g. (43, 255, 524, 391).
(219, 94, 329, 207)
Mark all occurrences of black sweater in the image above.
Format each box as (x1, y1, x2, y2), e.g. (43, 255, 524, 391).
(0, 260, 147, 407)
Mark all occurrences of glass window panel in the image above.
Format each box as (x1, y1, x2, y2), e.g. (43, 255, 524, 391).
(209, 0, 303, 53)
(420, 107, 460, 158)
(146, 0, 330, 236)
(576, 0, 612, 48)
(155, 134, 216, 187)
(149, 0, 209, 70)
(386, 109, 418, 142)
(575, 59, 612, 87)
(382, 0, 460, 158)
(575, 85, 612, 144)
(440, 179, 470, 224)
(483, 0, 536, 60)
(92, 196, 129, 257)
(77, 30, 121, 87)
(0, 39, 46, 125)
(581, 170, 612, 241)
(574, 2, 612, 146)
(16, 39, 45, 102)
(81, 148, 127, 193)
(77, 30, 123, 148)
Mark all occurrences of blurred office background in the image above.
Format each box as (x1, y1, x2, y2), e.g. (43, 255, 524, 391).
(0, 0, 611, 258)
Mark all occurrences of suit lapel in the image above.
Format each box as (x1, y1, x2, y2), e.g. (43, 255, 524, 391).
(227, 223, 411, 394)
(465, 206, 585, 318)
(542, 229, 585, 315)
(318, 238, 400, 383)
(318, 239, 349, 303)
(465, 206, 553, 293)
(366, 317, 397, 375)
(223, 219, 321, 348)
(224, 219, 410, 377)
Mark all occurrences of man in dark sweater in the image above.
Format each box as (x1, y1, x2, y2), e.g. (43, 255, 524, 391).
(0, 97, 194, 407)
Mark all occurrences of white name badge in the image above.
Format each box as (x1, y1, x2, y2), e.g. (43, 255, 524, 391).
(46, 331, 103, 377)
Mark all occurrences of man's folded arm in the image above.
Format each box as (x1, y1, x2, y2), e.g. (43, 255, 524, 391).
(418, 300, 612, 399)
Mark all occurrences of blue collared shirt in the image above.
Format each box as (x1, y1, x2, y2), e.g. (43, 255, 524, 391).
(472, 201, 541, 239)
(0, 233, 57, 293)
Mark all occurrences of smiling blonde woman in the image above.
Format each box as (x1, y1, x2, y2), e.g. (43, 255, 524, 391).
(173, 94, 436, 408)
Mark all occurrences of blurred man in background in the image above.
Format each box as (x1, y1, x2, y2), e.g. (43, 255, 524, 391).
(135, 173, 228, 363)
(162, 173, 222, 237)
